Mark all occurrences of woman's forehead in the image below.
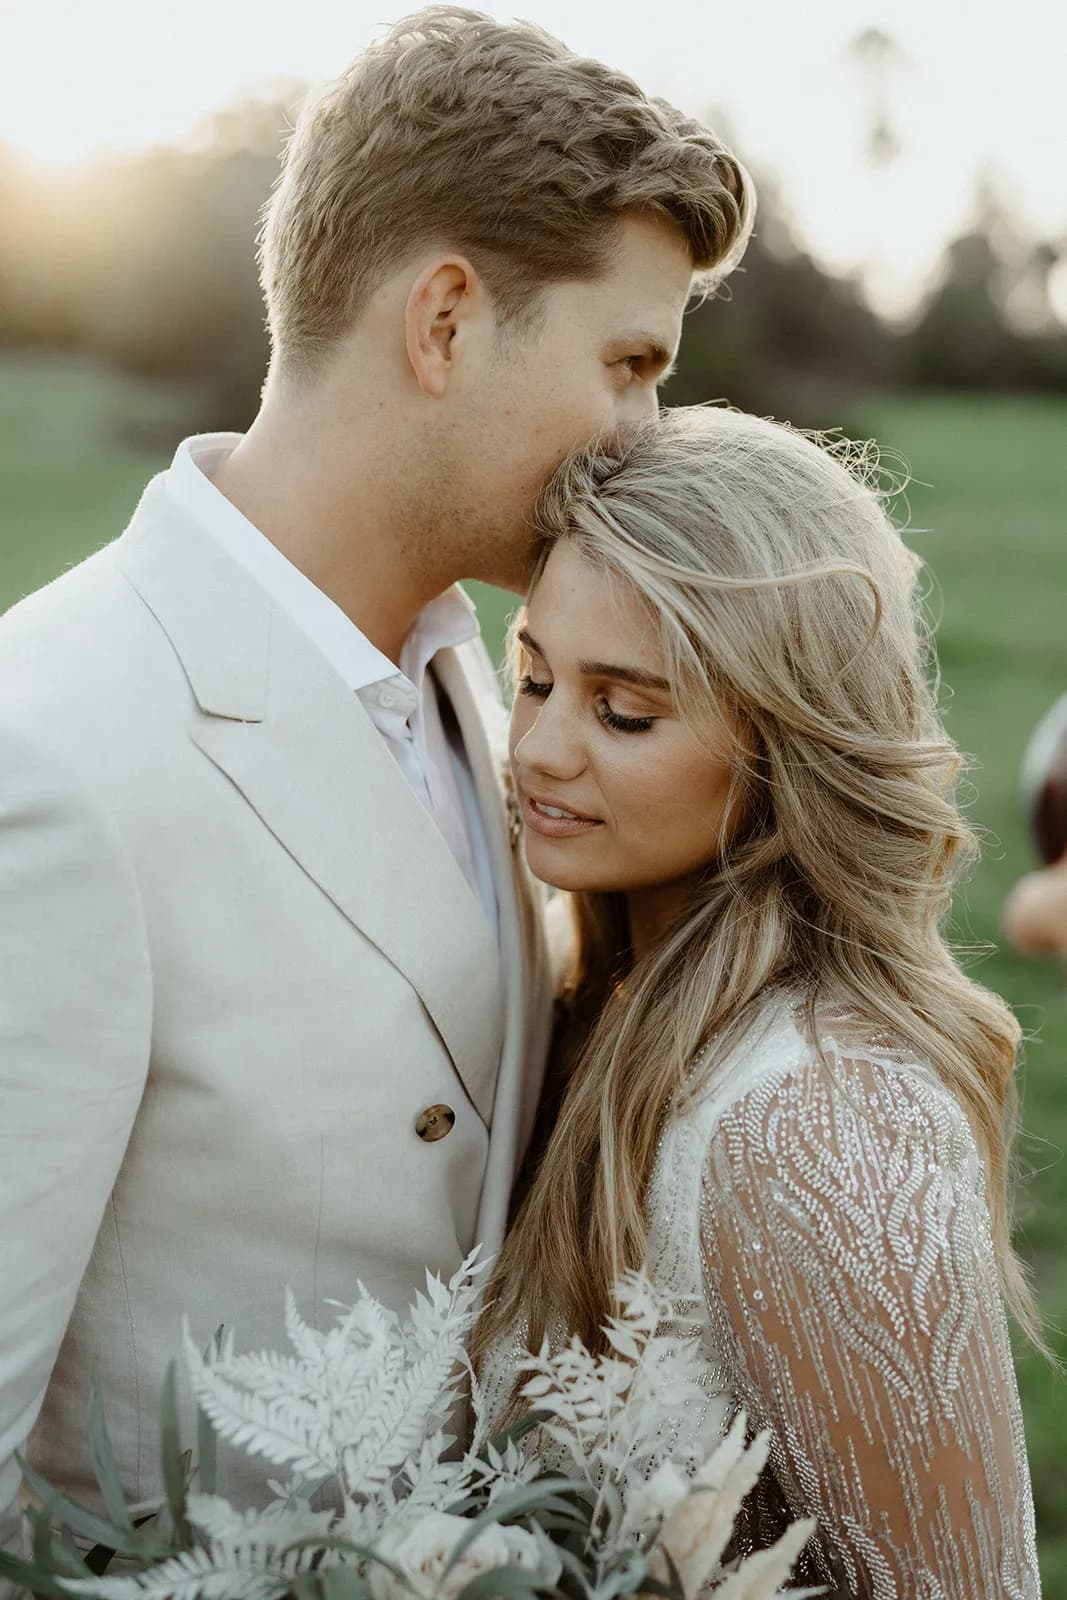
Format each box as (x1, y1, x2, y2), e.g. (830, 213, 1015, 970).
(526, 544, 664, 668)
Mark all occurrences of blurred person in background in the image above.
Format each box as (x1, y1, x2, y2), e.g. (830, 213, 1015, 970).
(0, 5, 752, 1581)
(1004, 693, 1067, 962)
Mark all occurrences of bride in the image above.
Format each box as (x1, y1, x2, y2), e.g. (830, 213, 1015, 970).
(472, 406, 1042, 1597)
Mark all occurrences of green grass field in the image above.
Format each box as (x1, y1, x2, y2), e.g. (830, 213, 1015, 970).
(3, 354, 1066, 1582)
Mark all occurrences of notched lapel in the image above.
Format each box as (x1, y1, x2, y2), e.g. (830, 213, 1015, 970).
(435, 646, 551, 1144)
(117, 496, 505, 1125)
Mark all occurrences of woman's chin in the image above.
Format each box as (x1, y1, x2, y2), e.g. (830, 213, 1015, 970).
(522, 834, 614, 895)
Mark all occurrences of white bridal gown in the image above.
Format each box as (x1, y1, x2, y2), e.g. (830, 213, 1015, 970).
(484, 989, 1041, 1598)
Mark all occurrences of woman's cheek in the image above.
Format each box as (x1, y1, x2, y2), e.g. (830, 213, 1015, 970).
(601, 744, 663, 824)
(508, 696, 534, 757)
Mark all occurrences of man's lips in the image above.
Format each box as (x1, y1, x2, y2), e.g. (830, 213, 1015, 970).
(522, 791, 604, 839)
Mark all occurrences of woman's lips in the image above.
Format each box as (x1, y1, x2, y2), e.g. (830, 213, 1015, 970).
(522, 793, 604, 839)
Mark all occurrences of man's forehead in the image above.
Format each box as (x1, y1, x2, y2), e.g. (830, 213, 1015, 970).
(571, 224, 694, 330)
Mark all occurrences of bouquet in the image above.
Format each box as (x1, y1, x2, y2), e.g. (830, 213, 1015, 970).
(0, 1253, 817, 1600)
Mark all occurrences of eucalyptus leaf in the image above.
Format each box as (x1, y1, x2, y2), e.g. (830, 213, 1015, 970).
(16, 1457, 135, 1553)
(196, 1331, 223, 1497)
(128, 1511, 180, 1563)
(0, 1545, 77, 1599)
(547, 1539, 593, 1588)
(72, 1513, 171, 1582)
(586, 1548, 647, 1600)
(442, 1494, 484, 1517)
(320, 1565, 373, 1600)
(32, 1495, 61, 1573)
(159, 1362, 191, 1549)
(444, 1482, 589, 1579)
(456, 1565, 557, 1600)
(485, 1410, 553, 1455)
(87, 1376, 135, 1535)
(54, 1530, 95, 1581)
(196, 1406, 218, 1499)
(278, 1534, 417, 1588)
(290, 1575, 326, 1600)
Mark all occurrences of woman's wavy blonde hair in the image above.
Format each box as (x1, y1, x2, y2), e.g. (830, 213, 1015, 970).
(472, 404, 1041, 1378)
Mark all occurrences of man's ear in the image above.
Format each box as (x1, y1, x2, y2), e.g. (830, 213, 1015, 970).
(405, 256, 482, 399)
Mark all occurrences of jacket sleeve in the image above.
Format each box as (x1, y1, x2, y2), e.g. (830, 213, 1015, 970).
(0, 724, 151, 1591)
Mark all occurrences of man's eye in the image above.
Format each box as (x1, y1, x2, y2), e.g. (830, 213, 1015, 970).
(518, 674, 551, 699)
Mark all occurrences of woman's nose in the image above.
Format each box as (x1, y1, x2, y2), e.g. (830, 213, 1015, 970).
(512, 694, 587, 782)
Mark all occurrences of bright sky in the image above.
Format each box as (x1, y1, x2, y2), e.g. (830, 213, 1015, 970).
(4, 0, 1064, 313)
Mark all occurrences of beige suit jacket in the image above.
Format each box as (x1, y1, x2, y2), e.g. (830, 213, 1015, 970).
(0, 472, 553, 1576)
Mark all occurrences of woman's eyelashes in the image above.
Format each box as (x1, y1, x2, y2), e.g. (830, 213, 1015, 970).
(517, 674, 655, 735)
(597, 700, 655, 734)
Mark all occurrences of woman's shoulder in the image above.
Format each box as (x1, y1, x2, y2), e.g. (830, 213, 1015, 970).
(682, 987, 981, 1186)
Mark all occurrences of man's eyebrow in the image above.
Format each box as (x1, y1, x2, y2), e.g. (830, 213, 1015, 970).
(517, 629, 670, 694)
(609, 332, 678, 377)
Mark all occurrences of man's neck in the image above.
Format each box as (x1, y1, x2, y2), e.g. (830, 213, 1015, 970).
(208, 413, 450, 667)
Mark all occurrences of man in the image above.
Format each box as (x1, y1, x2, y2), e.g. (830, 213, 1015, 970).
(0, 4, 752, 1568)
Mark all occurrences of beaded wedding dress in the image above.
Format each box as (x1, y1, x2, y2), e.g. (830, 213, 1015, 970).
(483, 989, 1041, 1598)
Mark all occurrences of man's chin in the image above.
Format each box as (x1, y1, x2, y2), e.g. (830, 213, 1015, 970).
(478, 550, 543, 597)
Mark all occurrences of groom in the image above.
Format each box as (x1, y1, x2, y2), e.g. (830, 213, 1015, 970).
(0, 5, 751, 1568)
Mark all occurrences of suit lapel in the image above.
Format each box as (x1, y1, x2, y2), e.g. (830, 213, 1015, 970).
(117, 486, 505, 1125)
(434, 645, 552, 1228)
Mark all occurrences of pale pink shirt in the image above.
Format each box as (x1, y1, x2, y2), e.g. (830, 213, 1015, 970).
(164, 434, 498, 934)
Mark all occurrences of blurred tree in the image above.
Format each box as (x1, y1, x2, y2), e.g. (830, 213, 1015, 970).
(72, 96, 297, 434)
(846, 26, 911, 171)
(667, 170, 899, 426)
(907, 175, 1067, 392)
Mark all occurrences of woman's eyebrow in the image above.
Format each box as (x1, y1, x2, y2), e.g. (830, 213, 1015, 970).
(518, 628, 669, 694)
(517, 626, 545, 658)
(578, 658, 671, 693)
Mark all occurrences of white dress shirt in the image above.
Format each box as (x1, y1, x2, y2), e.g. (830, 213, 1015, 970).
(164, 434, 498, 931)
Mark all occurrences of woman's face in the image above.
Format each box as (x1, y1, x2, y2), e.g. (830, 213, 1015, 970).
(509, 542, 740, 897)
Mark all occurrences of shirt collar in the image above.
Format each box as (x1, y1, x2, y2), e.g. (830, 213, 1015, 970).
(164, 433, 478, 696)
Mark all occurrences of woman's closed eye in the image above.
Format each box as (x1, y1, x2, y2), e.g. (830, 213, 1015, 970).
(597, 698, 655, 734)
(517, 674, 655, 734)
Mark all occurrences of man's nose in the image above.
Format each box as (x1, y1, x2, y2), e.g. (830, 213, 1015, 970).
(623, 384, 661, 425)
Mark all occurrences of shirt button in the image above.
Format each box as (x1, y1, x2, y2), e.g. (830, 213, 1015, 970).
(378, 687, 398, 709)
(415, 1104, 456, 1142)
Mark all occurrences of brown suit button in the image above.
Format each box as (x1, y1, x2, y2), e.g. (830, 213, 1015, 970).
(415, 1104, 456, 1142)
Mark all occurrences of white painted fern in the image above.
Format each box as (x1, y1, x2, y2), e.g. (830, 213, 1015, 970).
(181, 1252, 487, 1503)
(515, 1275, 816, 1597)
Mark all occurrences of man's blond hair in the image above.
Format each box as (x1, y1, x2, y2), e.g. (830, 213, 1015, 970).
(259, 6, 754, 378)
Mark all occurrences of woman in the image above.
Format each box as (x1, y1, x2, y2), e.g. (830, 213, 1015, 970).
(473, 407, 1041, 1597)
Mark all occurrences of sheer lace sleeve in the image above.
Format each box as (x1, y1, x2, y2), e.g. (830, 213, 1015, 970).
(698, 1044, 1040, 1598)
